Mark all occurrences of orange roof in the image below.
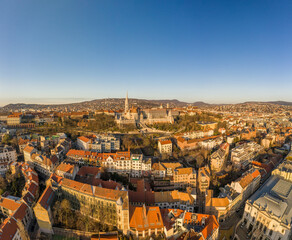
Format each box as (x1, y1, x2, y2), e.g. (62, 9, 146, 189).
(78, 136, 91, 143)
(0, 217, 18, 240)
(177, 137, 186, 143)
(159, 139, 172, 145)
(239, 170, 260, 189)
(92, 234, 118, 240)
(56, 162, 75, 174)
(18, 138, 29, 145)
(129, 205, 163, 231)
(12, 203, 28, 220)
(210, 197, 229, 207)
(152, 162, 166, 171)
(77, 166, 101, 177)
(23, 145, 35, 153)
(60, 178, 127, 203)
(0, 198, 21, 212)
(37, 185, 54, 210)
(175, 167, 194, 175)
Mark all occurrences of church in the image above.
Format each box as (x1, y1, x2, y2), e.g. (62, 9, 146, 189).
(115, 93, 177, 126)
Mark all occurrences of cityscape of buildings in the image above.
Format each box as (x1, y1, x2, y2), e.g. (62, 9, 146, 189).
(1, 1, 291, 240)
(0, 94, 291, 240)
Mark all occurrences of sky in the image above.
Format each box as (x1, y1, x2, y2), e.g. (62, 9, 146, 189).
(0, 0, 292, 106)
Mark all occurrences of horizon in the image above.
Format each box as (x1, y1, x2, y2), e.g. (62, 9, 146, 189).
(0, 96, 291, 107)
(1, 1, 292, 104)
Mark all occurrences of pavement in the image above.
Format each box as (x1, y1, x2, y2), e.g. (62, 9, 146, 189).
(234, 222, 250, 240)
(219, 207, 244, 240)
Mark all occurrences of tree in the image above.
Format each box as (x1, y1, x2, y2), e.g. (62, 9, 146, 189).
(2, 134, 12, 144)
(0, 176, 7, 192)
(60, 199, 73, 228)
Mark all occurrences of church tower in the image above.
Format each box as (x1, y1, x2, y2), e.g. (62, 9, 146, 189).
(125, 91, 129, 113)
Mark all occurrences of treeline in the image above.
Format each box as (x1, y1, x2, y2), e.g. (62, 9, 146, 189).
(151, 113, 223, 132)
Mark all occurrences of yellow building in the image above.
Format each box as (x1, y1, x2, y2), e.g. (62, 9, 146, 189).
(55, 177, 130, 234)
(34, 185, 55, 234)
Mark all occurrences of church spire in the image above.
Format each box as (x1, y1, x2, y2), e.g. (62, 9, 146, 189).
(125, 91, 129, 113)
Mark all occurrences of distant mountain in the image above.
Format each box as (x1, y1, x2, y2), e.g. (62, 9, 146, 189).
(192, 101, 212, 107)
(1, 98, 190, 111)
(266, 101, 292, 106)
(243, 101, 292, 106)
(1, 99, 291, 112)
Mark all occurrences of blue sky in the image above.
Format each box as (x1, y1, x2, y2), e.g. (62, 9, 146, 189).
(0, 0, 291, 106)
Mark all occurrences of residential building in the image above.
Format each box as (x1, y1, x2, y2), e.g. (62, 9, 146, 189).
(52, 177, 130, 234)
(129, 205, 164, 238)
(77, 134, 120, 153)
(34, 185, 55, 234)
(197, 166, 211, 194)
(0, 145, 17, 175)
(272, 160, 292, 182)
(161, 209, 219, 240)
(154, 190, 195, 212)
(210, 142, 229, 172)
(7, 113, 22, 125)
(55, 162, 79, 179)
(158, 140, 172, 155)
(24, 145, 59, 177)
(66, 150, 152, 177)
(173, 167, 196, 189)
(231, 141, 264, 169)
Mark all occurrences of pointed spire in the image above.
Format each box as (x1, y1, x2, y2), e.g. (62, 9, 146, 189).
(125, 91, 129, 113)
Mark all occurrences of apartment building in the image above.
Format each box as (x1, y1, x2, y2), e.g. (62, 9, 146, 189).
(34, 185, 55, 234)
(154, 190, 195, 212)
(176, 135, 222, 151)
(210, 142, 229, 172)
(206, 169, 261, 221)
(0, 145, 17, 175)
(173, 167, 196, 189)
(77, 134, 120, 153)
(53, 177, 130, 234)
(55, 162, 79, 179)
(66, 150, 151, 177)
(272, 161, 292, 182)
(158, 139, 172, 155)
(197, 166, 211, 194)
(129, 205, 164, 238)
(7, 113, 22, 125)
(231, 142, 264, 169)
(23, 145, 59, 177)
(161, 209, 219, 240)
(230, 169, 261, 202)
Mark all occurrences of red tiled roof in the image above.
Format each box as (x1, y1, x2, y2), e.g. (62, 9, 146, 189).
(78, 136, 91, 143)
(159, 140, 172, 145)
(0, 217, 18, 240)
(37, 185, 54, 210)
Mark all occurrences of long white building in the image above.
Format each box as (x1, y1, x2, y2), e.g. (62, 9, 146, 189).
(231, 141, 264, 169)
(77, 134, 120, 153)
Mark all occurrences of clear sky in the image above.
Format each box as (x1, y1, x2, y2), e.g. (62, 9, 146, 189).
(0, 0, 291, 106)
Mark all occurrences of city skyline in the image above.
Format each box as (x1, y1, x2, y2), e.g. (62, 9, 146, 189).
(1, 0, 292, 104)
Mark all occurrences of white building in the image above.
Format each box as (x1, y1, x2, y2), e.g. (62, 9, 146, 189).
(231, 142, 264, 169)
(158, 140, 172, 155)
(241, 176, 292, 240)
(77, 134, 120, 153)
(0, 145, 17, 175)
